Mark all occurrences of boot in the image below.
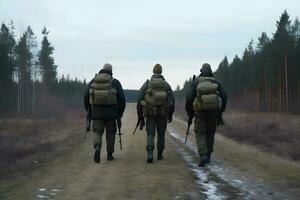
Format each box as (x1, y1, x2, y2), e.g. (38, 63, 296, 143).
(107, 152, 114, 161)
(157, 152, 163, 160)
(147, 151, 153, 163)
(198, 155, 209, 167)
(206, 153, 211, 164)
(94, 145, 101, 163)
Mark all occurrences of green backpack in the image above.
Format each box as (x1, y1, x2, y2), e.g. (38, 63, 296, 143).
(142, 78, 170, 116)
(193, 77, 222, 112)
(89, 73, 117, 106)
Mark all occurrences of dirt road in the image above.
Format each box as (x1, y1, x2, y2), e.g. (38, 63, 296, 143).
(0, 104, 299, 199)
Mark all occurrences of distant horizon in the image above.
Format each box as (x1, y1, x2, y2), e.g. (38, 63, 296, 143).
(1, 0, 300, 89)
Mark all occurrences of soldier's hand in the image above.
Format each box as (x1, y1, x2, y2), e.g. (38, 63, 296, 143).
(139, 117, 145, 130)
(219, 118, 225, 126)
(216, 113, 225, 126)
(168, 115, 173, 123)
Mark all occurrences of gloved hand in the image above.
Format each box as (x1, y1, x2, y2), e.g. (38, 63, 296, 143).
(137, 104, 143, 119)
(188, 111, 194, 119)
(217, 118, 225, 126)
(217, 114, 225, 126)
(138, 113, 143, 121)
(168, 115, 173, 123)
(139, 117, 145, 130)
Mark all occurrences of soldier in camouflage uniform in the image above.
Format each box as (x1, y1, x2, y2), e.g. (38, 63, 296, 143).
(185, 63, 227, 167)
(84, 63, 126, 163)
(137, 64, 175, 163)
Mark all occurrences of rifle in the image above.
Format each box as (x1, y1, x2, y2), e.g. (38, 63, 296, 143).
(184, 116, 193, 143)
(133, 117, 145, 135)
(117, 118, 123, 150)
(133, 120, 140, 135)
(184, 75, 196, 143)
(85, 105, 91, 139)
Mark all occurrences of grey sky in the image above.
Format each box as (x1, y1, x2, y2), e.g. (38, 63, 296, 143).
(1, 0, 300, 89)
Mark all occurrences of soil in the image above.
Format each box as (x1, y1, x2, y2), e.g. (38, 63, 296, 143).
(0, 104, 299, 200)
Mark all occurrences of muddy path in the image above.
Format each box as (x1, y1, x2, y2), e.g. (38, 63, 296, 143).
(167, 121, 297, 200)
(0, 104, 299, 199)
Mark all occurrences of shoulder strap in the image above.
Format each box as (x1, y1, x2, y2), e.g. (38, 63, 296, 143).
(146, 79, 149, 90)
(198, 76, 216, 82)
(108, 78, 114, 89)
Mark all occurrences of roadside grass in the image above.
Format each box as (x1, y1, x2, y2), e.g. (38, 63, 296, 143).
(220, 111, 300, 161)
(0, 110, 84, 176)
(175, 101, 300, 162)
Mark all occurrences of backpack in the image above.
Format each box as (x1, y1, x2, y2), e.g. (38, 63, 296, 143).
(142, 77, 170, 116)
(89, 73, 117, 106)
(193, 77, 222, 112)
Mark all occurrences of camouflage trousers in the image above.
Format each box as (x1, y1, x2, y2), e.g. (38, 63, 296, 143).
(92, 119, 116, 153)
(194, 117, 217, 156)
(146, 115, 168, 153)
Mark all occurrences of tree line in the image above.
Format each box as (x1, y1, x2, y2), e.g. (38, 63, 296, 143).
(3, 11, 298, 116)
(0, 22, 87, 117)
(175, 11, 300, 114)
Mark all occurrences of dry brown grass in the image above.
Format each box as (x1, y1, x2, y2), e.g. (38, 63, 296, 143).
(0, 111, 84, 176)
(175, 101, 300, 161)
(220, 111, 300, 161)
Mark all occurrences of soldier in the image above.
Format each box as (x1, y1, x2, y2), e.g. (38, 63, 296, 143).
(185, 63, 227, 167)
(137, 63, 175, 163)
(84, 63, 126, 163)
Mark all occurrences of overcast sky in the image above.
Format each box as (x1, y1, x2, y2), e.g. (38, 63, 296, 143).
(1, 0, 300, 89)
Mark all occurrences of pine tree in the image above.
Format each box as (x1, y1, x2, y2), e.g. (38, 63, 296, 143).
(0, 23, 16, 113)
(16, 31, 32, 114)
(26, 26, 38, 112)
(176, 11, 300, 113)
(271, 10, 294, 111)
(38, 26, 58, 90)
(215, 56, 229, 89)
(256, 32, 271, 110)
(291, 18, 300, 43)
(257, 32, 270, 52)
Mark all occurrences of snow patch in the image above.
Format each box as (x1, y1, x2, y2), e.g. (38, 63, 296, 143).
(36, 194, 46, 198)
(168, 130, 226, 200)
(36, 187, 63, 199)
(180, 148, 226, 200)
(168, 130, 198, 155)
(233, 179, 243, 184)
(51, 189, 61, 192)
(168, 127, 291, 200)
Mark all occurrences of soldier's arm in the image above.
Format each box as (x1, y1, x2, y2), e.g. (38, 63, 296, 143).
(216, 81, 227, 112)
(136, 81, 148, 118)
(83, 81, 92, 111)
(114, 79, 126, 116)
(185, 80, 197, 117)
(137, 81, 148, 104)
(166, 82, 175, 117)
